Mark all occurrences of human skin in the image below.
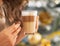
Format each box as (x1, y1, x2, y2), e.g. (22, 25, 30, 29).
(0, 0, 3, 6)
(0, 0, 39, 46)
(0, 23, 21, 46)
(0, 16, 39, 46)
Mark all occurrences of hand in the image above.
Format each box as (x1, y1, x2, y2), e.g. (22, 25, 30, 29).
(16, 16, 39, 44)
(0, 23, 21, 46)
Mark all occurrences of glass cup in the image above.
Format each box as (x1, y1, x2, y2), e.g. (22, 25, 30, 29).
(22, 10, 37, 34)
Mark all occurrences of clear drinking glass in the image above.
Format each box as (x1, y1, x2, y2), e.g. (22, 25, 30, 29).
(22, 10, 37, 34)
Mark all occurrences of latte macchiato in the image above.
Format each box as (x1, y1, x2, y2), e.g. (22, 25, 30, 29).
(22, 10, 37, 34)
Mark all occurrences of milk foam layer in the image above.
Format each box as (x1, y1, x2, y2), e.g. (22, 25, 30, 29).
(22, 10, 37, 16)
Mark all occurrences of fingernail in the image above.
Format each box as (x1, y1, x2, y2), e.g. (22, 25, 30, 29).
(11, 23, 15, 26)
(13, 23, 15, 25)
(15, 23, 20, 28)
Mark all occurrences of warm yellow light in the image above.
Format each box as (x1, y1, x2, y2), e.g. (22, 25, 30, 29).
(28, 33, 42, 44)
(55, 0, 60, 4)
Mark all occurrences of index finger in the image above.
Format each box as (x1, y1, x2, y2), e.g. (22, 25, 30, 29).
(8, 23, 20, 33)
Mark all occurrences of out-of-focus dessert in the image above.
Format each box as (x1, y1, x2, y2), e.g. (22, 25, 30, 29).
(40, 39, 51, 46)
(28, 33, 42, 45)
(39, 10, 53, 26)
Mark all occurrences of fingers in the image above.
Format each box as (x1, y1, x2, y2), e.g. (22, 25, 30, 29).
(16, 31, 26, 45)
(8, 23, 20, 33)
(12, 27, 21, 46)
(12, 36, 17, 46)
(12, 27, 21, 38)
(2, 23, 15, 32)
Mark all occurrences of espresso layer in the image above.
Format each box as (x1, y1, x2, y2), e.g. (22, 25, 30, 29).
(22, 16, 34, 22)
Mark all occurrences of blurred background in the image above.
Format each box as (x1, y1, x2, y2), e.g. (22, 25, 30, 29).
(17, 0, 60, 46)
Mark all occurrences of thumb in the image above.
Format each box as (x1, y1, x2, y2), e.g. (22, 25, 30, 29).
(16, 30, 26, 45)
